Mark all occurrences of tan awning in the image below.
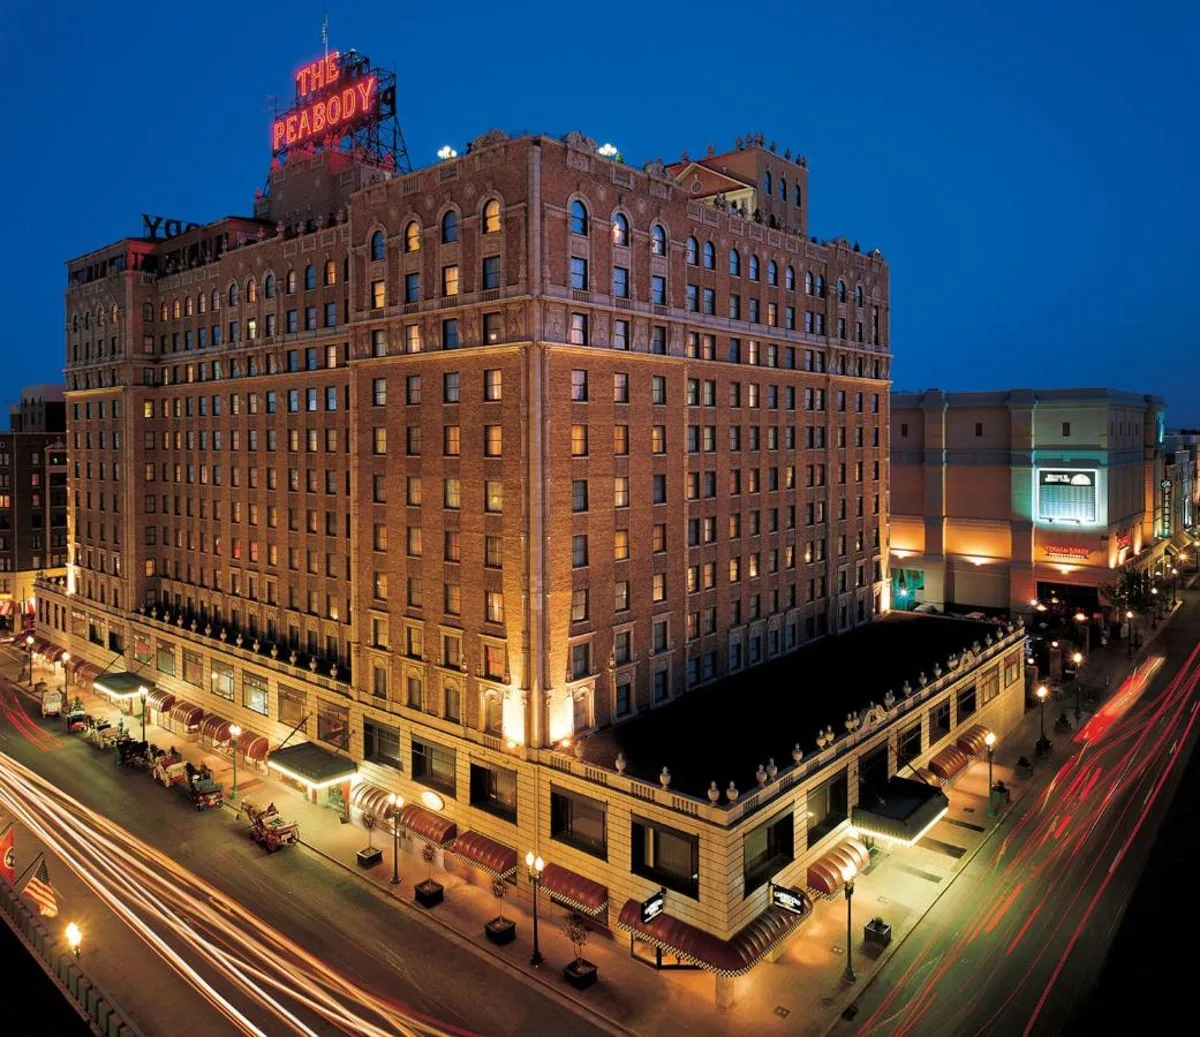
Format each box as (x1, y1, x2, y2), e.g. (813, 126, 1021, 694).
(541, 863, 609, 916)
(806, 837, 870, 897)
(396, 803, 457, 846)
(146, 688, 176, 713)
(449, 831, 518, 880)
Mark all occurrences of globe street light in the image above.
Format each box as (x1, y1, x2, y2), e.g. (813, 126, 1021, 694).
(65, 922, 82, 959)
(387, 793, 403, 886)
(1126, 609, 1135, 658)
(842, 862, 858, 984)
(229, 724, 242, 801)
(985, 730, 997, 815)
(61, 651, 70, 696)
(1073, 610, 1090, 656)
(1036, 684, 1051, 757)
(138, 685, 149, 741)
(525, 851, 545, 967)
(1072, 653, 1084, 718)
(22, 634, 34, 682)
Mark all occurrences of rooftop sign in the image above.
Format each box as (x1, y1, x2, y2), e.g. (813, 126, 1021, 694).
(271, 51, 380, 156)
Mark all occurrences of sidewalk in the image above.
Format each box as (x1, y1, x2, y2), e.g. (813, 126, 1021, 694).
(4, 602, 1184, 1037)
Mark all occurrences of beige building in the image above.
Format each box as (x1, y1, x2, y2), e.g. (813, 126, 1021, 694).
(890, 388, 1172, 615)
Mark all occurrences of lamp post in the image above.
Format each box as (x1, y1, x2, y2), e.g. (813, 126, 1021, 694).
(842, 862, 857, 983)
(1072, 653, 1084, 719)
(1170, 565, 1178, 606)
(1073, 610, 1090, 656)
(1126, 609, 1135, 658)
(229, 724, 241, 801)
(65, 922, 82, 960)
(1151, 585, 1159, 627)
(525, 850, 545, 967)
(1036, 684, 1051, 757)
(387, 793, 402, 886)
(22, 633, 33, 682)
(138, 685, 148, 741)
(984, 730, 997, 815)
(61, 651, 70, 696)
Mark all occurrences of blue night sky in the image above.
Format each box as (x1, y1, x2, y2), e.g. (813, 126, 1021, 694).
(1, 1, 1196, 418)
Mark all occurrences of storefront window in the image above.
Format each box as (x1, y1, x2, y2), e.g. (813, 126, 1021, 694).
(132, 638, 152, 664)
(317, 701, 349, 749)
(243, 673, 270, 716)
(743, 810, 794, 895)
(806, 769, 848, 848)
(364, 720, 401, 770)
(632, 816, 699, 899)
(211, 660, 234, 701)
(182, 649, 203, 688)
(412, 737, 456, 796)
(156, 641, 176, 677)
(278, 685, 307, 730)
(550, 786, 607, 859)
(470, 763, 517, 822)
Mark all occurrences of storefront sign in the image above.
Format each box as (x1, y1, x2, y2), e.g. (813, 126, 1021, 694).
(272, 51, 378, 154)
(641, 889, 666, 924)
(1116, 531, 1132, 550)
(1044, 545, 1090, 561)
(769, 885, 809, 915)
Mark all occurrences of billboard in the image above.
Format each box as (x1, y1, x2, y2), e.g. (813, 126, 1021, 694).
(1037, 469, 1097, 524)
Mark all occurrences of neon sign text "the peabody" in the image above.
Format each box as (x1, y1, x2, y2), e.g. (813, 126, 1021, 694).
(272, 53, 378, 153)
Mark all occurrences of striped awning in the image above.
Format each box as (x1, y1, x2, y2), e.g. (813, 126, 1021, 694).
(45, 645, 66, 664)
(450, 831, 518, 880)
(929, 744, 971, 782)
(30, 638, 51, 654)
(956, 724, 991, 757)
(146, 688, 176, 713)
(73, 663, 101, 689)
(806, 837, 870, 898)
(350, 782, 397, 822)
(616, 898, 810, 977)
(396, 803, 457, 847)
(201, 715, 232, 743)
(168, 701, 205, 730)
(241, 734, 269, 761)
(541, 863, 609, 916)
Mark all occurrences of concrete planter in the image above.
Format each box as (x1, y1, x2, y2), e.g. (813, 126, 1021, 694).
(485, 917, 516, 946)
(356, 847, 383, 868)
(562, 959, 598, 990)
(415, 880, 444, 908)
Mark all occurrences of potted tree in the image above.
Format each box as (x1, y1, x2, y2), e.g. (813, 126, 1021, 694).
(356, 812, 383, 868)
(485, 879, 516, 945)
(864, 915, 892, 948)
(561, 913, 598, 990)
(414, 842, 444, 908)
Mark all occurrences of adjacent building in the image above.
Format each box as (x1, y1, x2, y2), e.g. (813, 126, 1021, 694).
(890, 388, 1174, 616)
(0, 384, 68, 627)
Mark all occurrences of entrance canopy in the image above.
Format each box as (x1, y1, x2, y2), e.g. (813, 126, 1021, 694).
(851, 776, 949, 846)
(93, 672, 153, 701)
(267, 741, 356, 790)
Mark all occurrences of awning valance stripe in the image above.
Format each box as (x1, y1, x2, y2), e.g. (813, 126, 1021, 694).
(616, 899, 810, 977)
(540, 863, 609, 916)
(806, 837, 870, 898)
(449, 831, 518, 880)
(350, 782, 396, 821)
(145, 689, 176, 713)
(929, 744, 971, 782)
(396, 803, 456, 846)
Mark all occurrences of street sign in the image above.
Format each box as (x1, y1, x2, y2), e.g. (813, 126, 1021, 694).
(640, 888, 665, 924)
(769, 884, 810, 915)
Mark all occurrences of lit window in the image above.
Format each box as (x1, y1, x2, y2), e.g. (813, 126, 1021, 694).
(612, 212, 629, 246)
(483, 199, 502, 234)
(404, 221, 421, 252)
(651, 224, 666, 256)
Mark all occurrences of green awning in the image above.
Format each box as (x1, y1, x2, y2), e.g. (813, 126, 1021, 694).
(92, 672, 154, 700)
(267, 742, 357, 789)
(851, 777, 949, 846)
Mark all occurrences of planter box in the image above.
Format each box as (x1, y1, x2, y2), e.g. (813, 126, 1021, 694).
(562, 959, 598, 990)
(356, 847, 383, 868)
(864, 921, 892, 948)
(415, 880, 444, 909)
(485, 918, 516, 946)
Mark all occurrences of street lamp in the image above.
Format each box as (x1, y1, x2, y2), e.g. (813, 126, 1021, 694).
(229, 724, 241, 801)
(1126, 609, 1135, 658)
(525, 851, 545, 967)
(842, 862, 857, 983)
(984, 730, 997, 815)
(1036, 684, 1051, 757)
(1151, 585, 1160, 627)
(65, 922, 82, 959)
(1071, 653, 1083, 719)
(61, 651, 70, 696)
(22, 634, 33, 682)
(138, 685, 148, 741)
(1073, 610, 1090, 656)
(387, 793, 403, 886)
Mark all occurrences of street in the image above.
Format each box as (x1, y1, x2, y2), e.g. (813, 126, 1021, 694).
(836, 590, 1200, 1036)
(0, 647, 611, 1037)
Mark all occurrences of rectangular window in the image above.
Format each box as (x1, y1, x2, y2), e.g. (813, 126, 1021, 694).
(482, 255, 501, 290)
(470, 763, 517, 822)
(550, 786, 607, 859)
(412, 737, 457, 796)
(317, 700, 349, 749)
(279, 686, 306, 730)
(743, 809, 794, 895)
(182, 649, 203, 687)
(211, 659, 234, 701)
(806, 769, 848, 848)
(243, 672, 270, 716)
(632, 817, 699, 898)
(364, 720, 401, 769)
(155, 641, 176, 677)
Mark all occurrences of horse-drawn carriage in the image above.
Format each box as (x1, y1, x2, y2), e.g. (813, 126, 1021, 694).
(151, 749, 224, 810)
(86, 719, 120, 750)
(114, 734, 151, 769)
(239, 801, 299, 853)
(66, 703, 88, 733)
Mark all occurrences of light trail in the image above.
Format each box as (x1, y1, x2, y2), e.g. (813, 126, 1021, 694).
(0, 749, 474, 1037)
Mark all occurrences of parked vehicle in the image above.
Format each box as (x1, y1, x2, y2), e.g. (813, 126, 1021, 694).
(152, 750, 224, 810)
(114, 736, 151, 769)
(88, 720, 119, 750)
(66, 704, 88, 733)
(240, 800, 299, 853)
(40, 689, 63, 718)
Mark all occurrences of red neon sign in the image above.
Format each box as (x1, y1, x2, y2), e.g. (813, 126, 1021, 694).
(272, 52, 379, 154)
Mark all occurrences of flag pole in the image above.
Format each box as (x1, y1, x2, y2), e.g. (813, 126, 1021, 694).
(13, 851, 43, 889)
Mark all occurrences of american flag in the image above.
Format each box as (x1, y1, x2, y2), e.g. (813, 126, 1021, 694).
(22, 855, 57, 918)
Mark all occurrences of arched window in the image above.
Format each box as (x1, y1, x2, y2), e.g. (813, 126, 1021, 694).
(482, 199, 502, 234)
(651, 224, 666, 256)
(264, 274, 275, 298)
(805, 271, 814, 295)
(172, 300, 181, 319)
(837, 279, 846, 303)
(197, 292, 207, 314)
(325, 260, 337, 286)
(767, 260, 778, 286)
(142, 302, 153, 322)
(794, 184, 802, 207)
(785, 265, 795, 291)
(441, 210, 459, 243)
(84, 312, 91, 329)
(247, 279, 258, 303)
(815, 275, 825, 298)
(749, 255, 760, 281)
(370, 230, 386, 261)
(729, 249, 741, 277)
(703, 241, 715, 269)
(184, 296, 193, 317)
(765, 171, 773, 195)
(304, 265, 317, 291)
(404, 221, 421, 253)
(855, 284, 864, 306)
(159, 303, 168, 322)
(285, 270, 297, 295)
(686, 236, 699, 265)
(780, 176, 787, 200)
(211, 290, 220, 312)
(612, 212, 630, 247)
(569, 200, 589, 236)
(228, 282, 240, 307)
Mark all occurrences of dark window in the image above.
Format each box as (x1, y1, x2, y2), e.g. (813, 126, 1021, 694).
(441, 210, 458, 243)
(743, 809, 794, 895)
(363, 720, 401, 769)
(155, 642, 176, 676)
(898, 723, 922, 766)
(632, 816, 699, 898)
(550, 786, 607, 859)
(370, 231, 385, 261)
(470, 763, 518, 822)
(482, 256, 501, 290)
(957, 684, 977, 719)
(858, 744, 890, 804)
(933, 700, 951, 733)
(975, 422, 983, 437)
(569, 200, 589, 236)
(806, 769, 848, 848)
(412, 737, 457, 797)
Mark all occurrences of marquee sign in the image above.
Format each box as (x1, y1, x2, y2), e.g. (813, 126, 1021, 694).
(1044, 545, 1090, 561)
(1037, 468, 1098, 524)
(769, 884, 811, 916)
(640, 888, 666, 924)
(272, 52, 379, 154)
